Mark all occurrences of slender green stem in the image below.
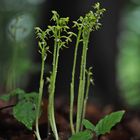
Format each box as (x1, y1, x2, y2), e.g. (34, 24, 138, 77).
(49, 49, 59, 140)
(70, 29, 82, 134)
(76, 34, 89, 133)
(48, 32, 59, 140)
(35, 47, 45, 140)
(48, 11, 71, 139)
(81, 69, 91, 128)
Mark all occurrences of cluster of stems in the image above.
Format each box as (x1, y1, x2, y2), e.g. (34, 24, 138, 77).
(70, 2, 105, 134)
(35, 11, 74, 140)
(46, 11, 74, 140)
(34, 2, 105, 140)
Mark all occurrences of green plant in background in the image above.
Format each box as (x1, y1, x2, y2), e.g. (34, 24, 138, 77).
(0, 14, 35, 92)
(0, 0, 46, 92)
(6, 16, 29, 91)
(69, 111, 125, 140)
(118, 1, 140, 107)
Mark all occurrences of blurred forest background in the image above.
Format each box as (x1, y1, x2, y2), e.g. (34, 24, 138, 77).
(0, 0, 140, 109)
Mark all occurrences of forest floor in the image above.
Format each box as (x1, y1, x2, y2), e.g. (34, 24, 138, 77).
(0, 98, 140, 140)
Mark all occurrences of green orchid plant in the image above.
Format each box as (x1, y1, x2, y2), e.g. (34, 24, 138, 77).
(0, 2, 125, 140)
